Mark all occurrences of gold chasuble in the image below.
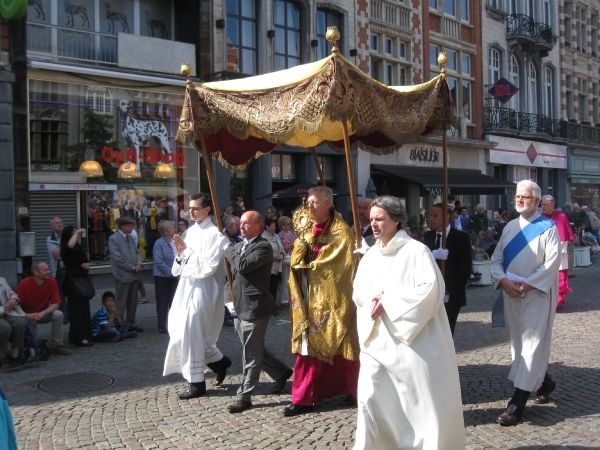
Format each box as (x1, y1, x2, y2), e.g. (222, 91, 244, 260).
(288, 211, 360, 364)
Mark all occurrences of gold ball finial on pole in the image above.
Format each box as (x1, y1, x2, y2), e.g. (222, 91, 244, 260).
(437, 52, 448, 74)
(180, 62, 193, 84)
(326, 26, 341, 53)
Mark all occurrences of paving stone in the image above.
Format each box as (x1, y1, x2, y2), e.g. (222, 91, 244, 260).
(8, 257, 600, 448)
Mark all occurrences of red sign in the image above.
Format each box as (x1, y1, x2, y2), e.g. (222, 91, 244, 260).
(100, 147, 185, 166)
(488, 77, 519, 104)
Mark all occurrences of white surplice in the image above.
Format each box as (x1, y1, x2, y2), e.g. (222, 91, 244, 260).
(490, 212, 560, 392)
(352, 230, 465, 450)
(163, 217, 228, 383)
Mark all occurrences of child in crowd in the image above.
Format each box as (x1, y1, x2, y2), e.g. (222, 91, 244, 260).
(91, 291, 136, 342)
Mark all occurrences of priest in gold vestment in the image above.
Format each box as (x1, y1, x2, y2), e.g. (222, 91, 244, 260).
(283, 186, 360, 417)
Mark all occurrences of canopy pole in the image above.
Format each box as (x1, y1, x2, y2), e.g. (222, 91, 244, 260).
(310, 147, 327, 186)
(341, 122, 362, 253)
(200, 138, 234, 301)
(438, 51, 450, 277)
(441, 128, 448, 276)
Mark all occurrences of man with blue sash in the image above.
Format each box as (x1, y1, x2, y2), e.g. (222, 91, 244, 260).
(491, 180, 560, 426)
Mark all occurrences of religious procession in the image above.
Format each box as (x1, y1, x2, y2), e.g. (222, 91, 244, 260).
(3, 7, 599, 447)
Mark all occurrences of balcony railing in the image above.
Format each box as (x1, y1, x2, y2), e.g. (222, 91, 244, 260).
(506, 14, 555, 47)
(371, 0, 411, 31)
(27, 22, 118, 65)
(484, 106, 600, 144)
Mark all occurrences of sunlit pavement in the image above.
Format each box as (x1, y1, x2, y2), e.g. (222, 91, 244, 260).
(5, 252, 600, 449)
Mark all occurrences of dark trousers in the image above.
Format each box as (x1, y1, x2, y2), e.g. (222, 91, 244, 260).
(56, 267, 68, 319)
(234, 316, 289, 401)
(269, 274, 279, 304)
(154, 276, 178, 331)
(444, 300, 462, 336)
(67, 292, 92, 344)
(115, 280, 140, 326)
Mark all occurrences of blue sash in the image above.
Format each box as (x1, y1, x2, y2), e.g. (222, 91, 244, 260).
(503, 215, 555, 272)
(493, 215, 555, 329)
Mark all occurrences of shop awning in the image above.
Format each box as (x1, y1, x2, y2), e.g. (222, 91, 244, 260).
(372, 165, 516, 196)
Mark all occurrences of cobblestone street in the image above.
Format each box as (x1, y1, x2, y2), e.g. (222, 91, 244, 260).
(4, 253, 600, 449)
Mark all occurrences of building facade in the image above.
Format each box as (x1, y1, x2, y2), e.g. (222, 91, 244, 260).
(560, 0, 600, 207)
(361, 0, 503, 222)
(482, 0, 567, 212)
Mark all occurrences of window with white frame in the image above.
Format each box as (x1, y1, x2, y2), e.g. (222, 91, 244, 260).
(274, 0, 301, 70)
(87, 87, 113, 115)
(509, 55, 520, 111)
(432, 0, 469, 21)
(444, 0, 455, 16)
(566, 75, 574, 119)
(461, 0, 469, 22)
(592, 13, 599, 57)
(431, 45, 439, 66)
(317, 9, 342, 60)
(488, 48, 501, 107)
(527, 61, 537, 114)
(543, 0, 551, 26)
(432, 45, 473, 122)
(544, 66, 554, 118)
(371, 34, 378, 51)
(370, 35, 412, 85)
(526, 0, 534, 17)
(576, 6, 587, 53)
(227, 0, 257, 75)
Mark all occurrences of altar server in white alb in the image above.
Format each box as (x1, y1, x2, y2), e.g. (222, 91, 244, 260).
(352, 195, 465, 450)
(491, 180, 560, 426)
(163, 193, 232, 400)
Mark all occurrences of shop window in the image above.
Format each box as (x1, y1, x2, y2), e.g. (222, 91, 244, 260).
(227, 0, 257, 75)
(513, 166, 537, 183)
(271, 154, 296, 180)
(319, 156, 334, 182)
(30, 109, 68, 171)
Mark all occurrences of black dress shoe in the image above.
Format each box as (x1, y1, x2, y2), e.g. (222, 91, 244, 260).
(496, 405, 521, 426)
(130, 325, 144, 332)
(282, 404, 314, 417)
(534, 380, 556, 404)
(339, 395, 357, 407)
(272, 368, 293, 394)
(178, 381, 206, 400)
(207, 355, 232, 386)
(228, 400, 252, 413)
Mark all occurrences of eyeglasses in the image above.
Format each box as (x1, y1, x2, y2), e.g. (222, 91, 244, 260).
(307, 200, 325, 207)
(514, 195, 535, 201)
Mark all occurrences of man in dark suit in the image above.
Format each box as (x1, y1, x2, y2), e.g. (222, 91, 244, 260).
(351, 198, 376, 247)
(423, 203, 472, 336)
(223, 211, 293, 413)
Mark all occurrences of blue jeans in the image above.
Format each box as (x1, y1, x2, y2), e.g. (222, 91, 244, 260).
(94, 324, 129, 341)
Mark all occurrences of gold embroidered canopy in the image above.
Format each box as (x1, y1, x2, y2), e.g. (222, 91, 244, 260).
(176, 52, 457, 171)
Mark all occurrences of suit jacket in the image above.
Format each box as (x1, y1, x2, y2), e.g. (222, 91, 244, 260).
(108, 231, 142, 283)
(224, 234, 276, 321)
(351, 224, 376, 247)
(423, 228, 472, 308)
